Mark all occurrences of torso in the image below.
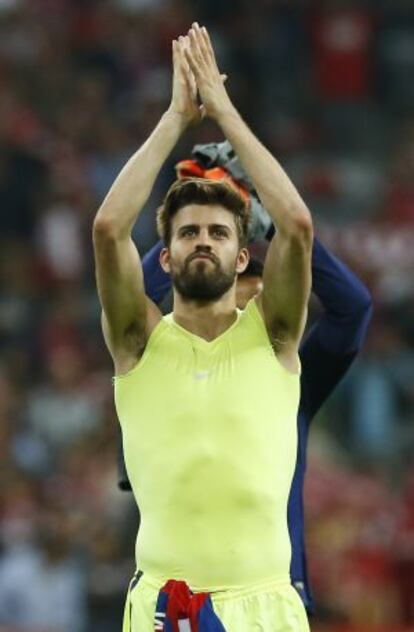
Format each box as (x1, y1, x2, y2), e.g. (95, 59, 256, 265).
(114, 299, 301, 588)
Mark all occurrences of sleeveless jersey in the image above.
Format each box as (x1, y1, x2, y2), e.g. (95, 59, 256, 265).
(114, 298, 300, 591)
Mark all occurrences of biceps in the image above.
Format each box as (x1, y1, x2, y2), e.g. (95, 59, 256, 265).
(93, 233, 147, 345)
(261, 232, 312, 341)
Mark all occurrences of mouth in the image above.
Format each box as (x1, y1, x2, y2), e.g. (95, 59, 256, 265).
(190, 254, 215, 262)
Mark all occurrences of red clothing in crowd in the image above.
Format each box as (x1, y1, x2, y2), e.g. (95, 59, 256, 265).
(311, 7, 374, 100)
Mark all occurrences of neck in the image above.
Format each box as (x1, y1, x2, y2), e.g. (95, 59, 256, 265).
(172, 288, 238, 341)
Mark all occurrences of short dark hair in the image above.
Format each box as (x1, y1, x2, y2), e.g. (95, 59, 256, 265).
(156, 178, 250, 246)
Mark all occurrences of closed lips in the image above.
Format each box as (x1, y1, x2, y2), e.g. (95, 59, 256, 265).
(190, 254, 215, 262)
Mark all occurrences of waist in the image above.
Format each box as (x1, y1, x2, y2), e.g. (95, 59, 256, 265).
(135, 511, 292, 589)
(132, 567, 292, 598)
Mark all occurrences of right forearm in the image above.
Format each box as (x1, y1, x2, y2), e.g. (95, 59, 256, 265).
(216, 107, 311, 236)
(94, 109, 187, 237)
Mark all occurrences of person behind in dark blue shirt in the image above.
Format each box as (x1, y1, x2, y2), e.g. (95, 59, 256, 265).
(116, 142, 373, 614)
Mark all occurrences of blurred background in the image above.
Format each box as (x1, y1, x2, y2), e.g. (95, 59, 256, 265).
(0, 0, 413, 630)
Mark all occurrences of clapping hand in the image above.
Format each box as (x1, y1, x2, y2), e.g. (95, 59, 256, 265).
(184, 22, 234, 121)
(169, 35, 204, 126)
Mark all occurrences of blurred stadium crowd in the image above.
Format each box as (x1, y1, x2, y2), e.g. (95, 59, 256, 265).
(0, 0, 413, 630)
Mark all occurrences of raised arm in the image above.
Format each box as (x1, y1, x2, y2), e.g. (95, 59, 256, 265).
(185, 24, 312, 372)
(92, 38, 201, 371)
(299, 237, 373, 420)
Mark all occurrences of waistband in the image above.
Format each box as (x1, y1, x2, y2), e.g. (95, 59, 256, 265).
(130, 569, 292, 603)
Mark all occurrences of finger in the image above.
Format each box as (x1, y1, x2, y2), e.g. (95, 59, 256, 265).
(221, 73, 228, 83)
(178, 37, 192, 73)
(178, 36, 191, 69)
(184, 37, 203, 75)
(172, 39, 178, 69)
(172, 40, 184, 85)
(179, 44, 197, 97)
(178, 41, 196, 90)
(197, 30, 211, 65)
(200, 25, 215, 59)
(183, 46, 201, 79)
(197, 24, 221, 77)
(192, 22, 210, 57)
(201, 26, 221, 73)
(185, 63, 198, 98)
(178, 35, 188, 54)
(188, 27, 205, 67)
(174, 38, 187, 75)
(179, 45, 191, 77)
(191, 22, 204, 45)
(190, 22, 211, 66)
(179, 34, 190, 52)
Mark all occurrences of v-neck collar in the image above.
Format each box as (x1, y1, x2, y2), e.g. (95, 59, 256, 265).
(168, 309, 242, 348)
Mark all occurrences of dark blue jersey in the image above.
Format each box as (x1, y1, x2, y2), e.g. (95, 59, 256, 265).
(289, 238, 372, 612)
(117, 237, 372, 613)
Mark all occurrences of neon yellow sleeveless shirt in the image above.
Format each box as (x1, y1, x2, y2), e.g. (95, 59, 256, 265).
(114, 298, 300, 591)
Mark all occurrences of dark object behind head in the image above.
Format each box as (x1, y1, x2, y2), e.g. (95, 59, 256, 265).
(240, 257, 263, 278)
(157, 177, 250, 247)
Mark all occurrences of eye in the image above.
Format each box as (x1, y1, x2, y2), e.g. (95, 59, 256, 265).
(181, 228, 196, 238)
(212, 228, 228, 238)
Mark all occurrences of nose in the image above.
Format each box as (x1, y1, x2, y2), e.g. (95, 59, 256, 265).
(195, 228, 213, 249)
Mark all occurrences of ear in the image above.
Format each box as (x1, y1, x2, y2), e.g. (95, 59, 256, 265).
(159, 247, 171, 273)
(236, 247, 250, 274)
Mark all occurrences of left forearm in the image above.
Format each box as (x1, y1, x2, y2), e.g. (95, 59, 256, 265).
(216, 107, 312, 235)
(312, 237, 372, 316)
(310, 237, 373, 354)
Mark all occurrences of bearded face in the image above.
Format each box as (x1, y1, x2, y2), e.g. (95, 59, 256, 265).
(160, 204, 249, 303)
(169, 247, 238, 301)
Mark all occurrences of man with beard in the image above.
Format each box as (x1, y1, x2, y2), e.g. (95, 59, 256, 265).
(117, 150, 373, 617)
(93, 24, 312, 631)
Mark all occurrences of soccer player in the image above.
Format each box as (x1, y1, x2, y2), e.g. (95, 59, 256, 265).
(117, 192, 373, 616)
(94, 23, 314, 630)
